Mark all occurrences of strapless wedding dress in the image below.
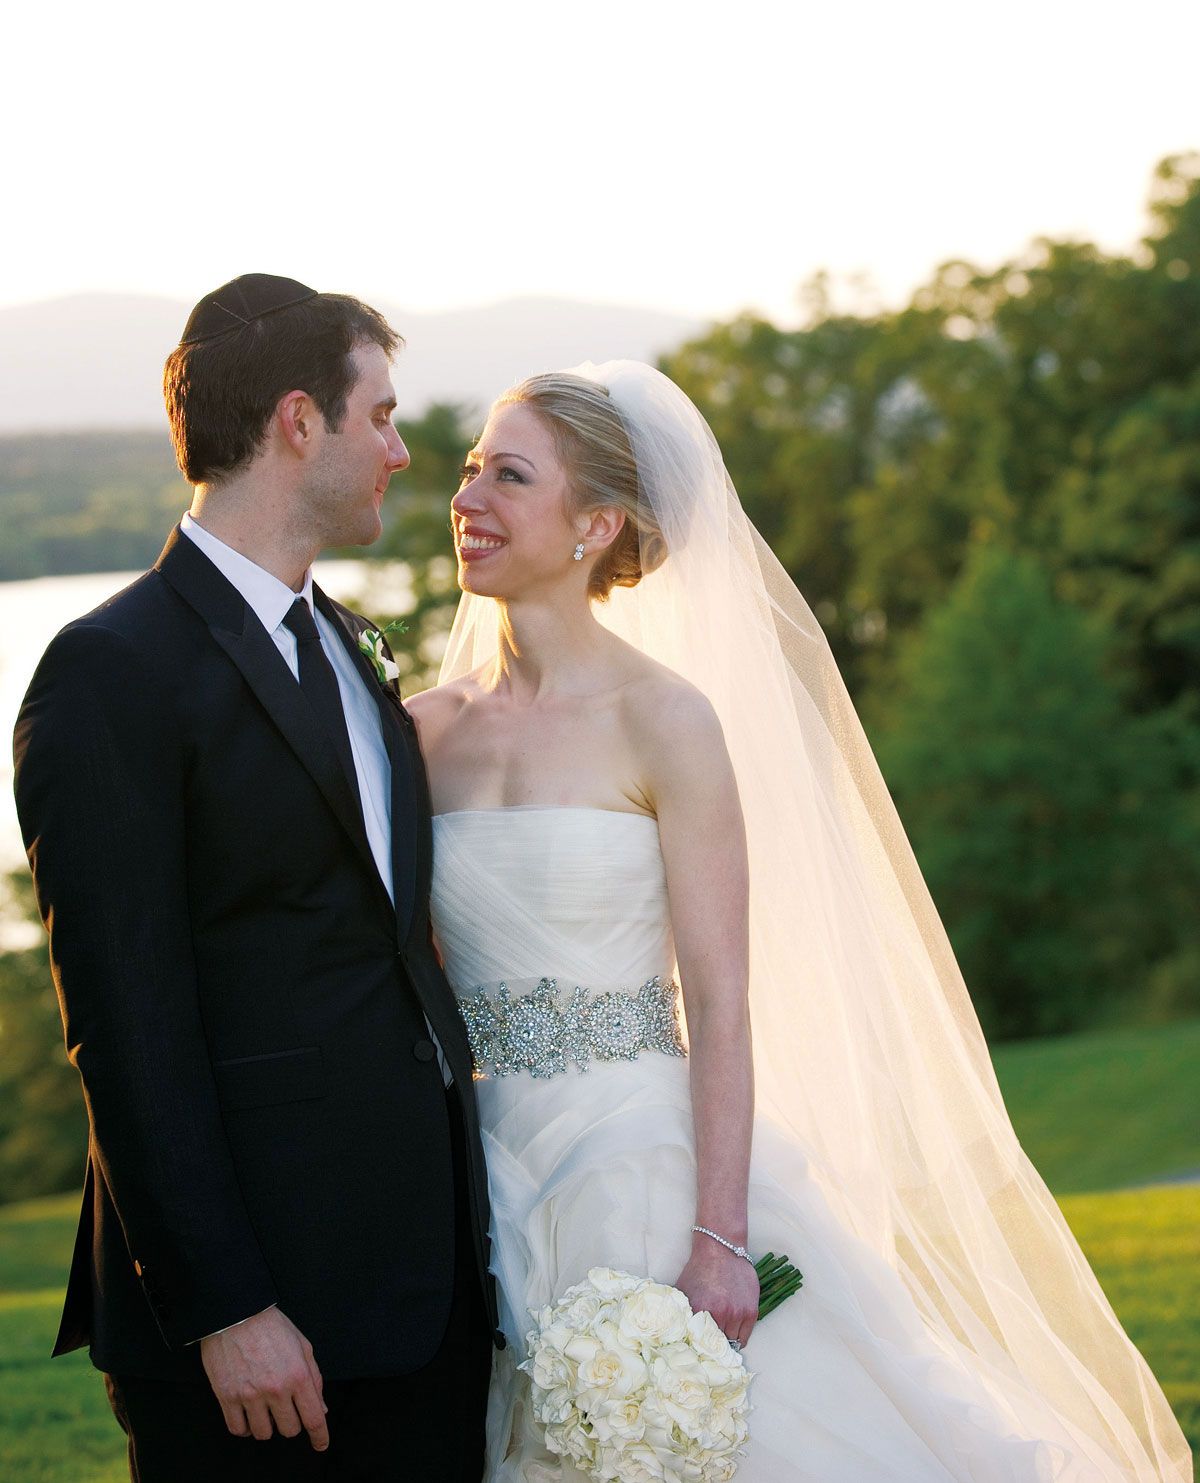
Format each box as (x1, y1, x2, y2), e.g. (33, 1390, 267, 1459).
(431, 807, 1109, 1482)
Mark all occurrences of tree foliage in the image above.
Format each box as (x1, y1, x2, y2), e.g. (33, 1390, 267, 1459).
(872, 546, 1200, 1038)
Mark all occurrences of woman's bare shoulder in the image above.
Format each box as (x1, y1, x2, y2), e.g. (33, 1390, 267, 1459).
(615, 655, 738, 825)
(402, 671, 486, 741)
(611, 644, 726, 758)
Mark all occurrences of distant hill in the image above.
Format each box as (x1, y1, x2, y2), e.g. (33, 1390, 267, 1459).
(0, 292, 704, 433)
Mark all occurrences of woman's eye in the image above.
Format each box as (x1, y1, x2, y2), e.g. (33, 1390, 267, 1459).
(456, 462, 523, 485)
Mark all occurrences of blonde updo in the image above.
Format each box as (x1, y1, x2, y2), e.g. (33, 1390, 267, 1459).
(497, 372, 668, 601)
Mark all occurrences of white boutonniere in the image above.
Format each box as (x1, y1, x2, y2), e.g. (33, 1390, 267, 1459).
(357, 619, 407, 686)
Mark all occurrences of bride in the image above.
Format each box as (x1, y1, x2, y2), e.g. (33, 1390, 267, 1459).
(404, 361, 1189, 1481)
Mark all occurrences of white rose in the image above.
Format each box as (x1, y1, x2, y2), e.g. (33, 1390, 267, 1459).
(696, 1355, 742, 1390)
(650, 1356, 713, 1438)
(538, 1318, 576, 1355)
(616, 1440, 669, 1482)
(592, 1443, 627, 1482)
(685, 1308, 739, 1364)
(588, 1266, 645, 1298)
(597, 1395, 648, 1443)
(561, 1290, 605, 1330)
(652, 1339, 700, 1372)
(529, 1344, 572, 1393)
(564, 1333, 602, 1365)
(617, 1284, 691, 1349)
(637, 1393, 677, 1453)
(579, 1339, 649, 1399)
(533, 1383, 577, 1428)
(558, 1412, 598, 1467)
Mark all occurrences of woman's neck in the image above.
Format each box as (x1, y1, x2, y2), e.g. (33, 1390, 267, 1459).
(488, 596, 610, 703)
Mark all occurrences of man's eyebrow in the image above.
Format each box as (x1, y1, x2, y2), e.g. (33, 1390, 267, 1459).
(465, 450, 537, 471)
(374, 396, 397, 413)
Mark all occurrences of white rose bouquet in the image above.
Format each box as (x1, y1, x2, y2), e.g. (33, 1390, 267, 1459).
(521, 1261, 794, 1482)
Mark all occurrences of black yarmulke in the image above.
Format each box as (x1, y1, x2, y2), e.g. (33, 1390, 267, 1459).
(179, 273, 318, 345)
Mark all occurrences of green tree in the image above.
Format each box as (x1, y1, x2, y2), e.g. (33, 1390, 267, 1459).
(872, 544, 1200, 1040)
(1049, 372, 1200, 710)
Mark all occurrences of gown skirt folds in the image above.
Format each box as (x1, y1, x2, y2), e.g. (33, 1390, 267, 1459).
(429, 806, 1143, 1482)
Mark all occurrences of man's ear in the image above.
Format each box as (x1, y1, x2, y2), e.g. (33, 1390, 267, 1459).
(277, 389, 318, 456)
(581, 505, 627, 553)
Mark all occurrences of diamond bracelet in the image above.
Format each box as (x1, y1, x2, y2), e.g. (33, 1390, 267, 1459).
(691, 1224, 756, 1267)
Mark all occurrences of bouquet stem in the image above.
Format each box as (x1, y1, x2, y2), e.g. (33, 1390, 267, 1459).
(753, 1251, 803, 1319)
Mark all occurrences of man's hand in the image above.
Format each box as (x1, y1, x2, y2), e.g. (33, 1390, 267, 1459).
(200, 1307, 329, 1450)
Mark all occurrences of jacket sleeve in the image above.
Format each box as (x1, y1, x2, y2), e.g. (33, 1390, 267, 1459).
(12, 622, 279, 1347)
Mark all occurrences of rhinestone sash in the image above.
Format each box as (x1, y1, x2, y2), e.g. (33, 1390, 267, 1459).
(457, 974, 687, 1080)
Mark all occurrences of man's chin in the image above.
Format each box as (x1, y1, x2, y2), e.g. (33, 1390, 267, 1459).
(341, 511, 384, 549)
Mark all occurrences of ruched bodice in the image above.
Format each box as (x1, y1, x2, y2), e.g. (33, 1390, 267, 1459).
(430, 806, 675, 992)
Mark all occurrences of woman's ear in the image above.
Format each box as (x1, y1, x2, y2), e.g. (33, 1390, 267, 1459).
(581, 505, 627, 553)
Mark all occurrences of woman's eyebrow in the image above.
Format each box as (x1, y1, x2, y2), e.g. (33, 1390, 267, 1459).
(467, 450, 537, 471)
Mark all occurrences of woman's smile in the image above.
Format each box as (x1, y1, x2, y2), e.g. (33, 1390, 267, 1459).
(457, 524, 509, 561)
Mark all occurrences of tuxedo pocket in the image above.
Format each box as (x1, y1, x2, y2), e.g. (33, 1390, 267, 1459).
(212, 1046, 325, 1110)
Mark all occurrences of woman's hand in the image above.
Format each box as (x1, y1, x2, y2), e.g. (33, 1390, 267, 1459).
(675, 1236, 759, 1349)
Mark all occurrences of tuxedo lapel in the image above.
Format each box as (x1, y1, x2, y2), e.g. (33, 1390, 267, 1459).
(155, 528, 388, 905)
(312, 586, 422, 942)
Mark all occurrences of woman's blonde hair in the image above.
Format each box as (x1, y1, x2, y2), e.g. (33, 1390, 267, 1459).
(497, 372, 667, 601)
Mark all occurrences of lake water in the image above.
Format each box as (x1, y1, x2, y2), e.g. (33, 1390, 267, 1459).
(0, 560, 412, 935)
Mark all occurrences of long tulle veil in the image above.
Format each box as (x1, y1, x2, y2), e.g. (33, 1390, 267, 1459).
(437, 360, 1190, 1479)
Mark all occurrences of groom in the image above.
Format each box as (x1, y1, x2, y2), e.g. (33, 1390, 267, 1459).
(12, 275, 499, 1480)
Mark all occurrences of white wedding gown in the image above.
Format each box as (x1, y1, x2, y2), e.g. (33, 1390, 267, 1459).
(430, 805, 1130, 1482)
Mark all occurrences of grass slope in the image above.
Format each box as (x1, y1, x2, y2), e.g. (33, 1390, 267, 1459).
(991, 1018, 1200, 1194)
(0, 1188, 1195, 1480)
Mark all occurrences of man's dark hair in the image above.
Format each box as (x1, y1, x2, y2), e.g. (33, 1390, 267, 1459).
(163, 294, 402, 484)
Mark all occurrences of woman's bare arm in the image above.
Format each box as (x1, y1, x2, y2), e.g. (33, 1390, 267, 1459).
(636, 678, 759, 1346)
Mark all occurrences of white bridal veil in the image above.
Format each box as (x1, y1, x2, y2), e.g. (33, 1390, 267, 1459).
(437, 360, 1191, 1480)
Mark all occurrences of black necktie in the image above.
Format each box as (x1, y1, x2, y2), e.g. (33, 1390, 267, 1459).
(283, 598, 363, 814)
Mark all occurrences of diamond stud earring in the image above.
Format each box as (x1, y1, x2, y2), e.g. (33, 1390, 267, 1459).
(573, 542, 585, 561)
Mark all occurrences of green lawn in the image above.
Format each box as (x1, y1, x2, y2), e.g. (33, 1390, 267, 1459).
(992, 1018, 1200, 1193)
(1, 1022, 1196, 1478)
(0, 1186, 1195, 1479)
(0, 1194, 126, 1483)
(1057, 1187, 1199, 1477)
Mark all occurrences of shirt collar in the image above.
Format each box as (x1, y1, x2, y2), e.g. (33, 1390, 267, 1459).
(180, 512, 314, 637)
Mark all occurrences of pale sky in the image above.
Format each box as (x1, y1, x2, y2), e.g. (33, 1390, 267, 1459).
(4, 0, 1196, 325)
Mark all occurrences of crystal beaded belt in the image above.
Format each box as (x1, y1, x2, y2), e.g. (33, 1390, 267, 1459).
(457, 974, 687, 1080)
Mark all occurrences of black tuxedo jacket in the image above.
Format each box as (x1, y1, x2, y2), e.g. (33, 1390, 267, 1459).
(12, 526, 500, 1379)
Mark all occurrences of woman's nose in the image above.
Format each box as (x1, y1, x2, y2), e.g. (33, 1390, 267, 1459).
(451, 481, 486, 515)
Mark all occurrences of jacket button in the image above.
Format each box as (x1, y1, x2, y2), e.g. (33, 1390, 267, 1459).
(412, 1039, 437, 1062)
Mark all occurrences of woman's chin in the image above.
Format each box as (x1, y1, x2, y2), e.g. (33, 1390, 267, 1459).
(458, 559, 507, 598)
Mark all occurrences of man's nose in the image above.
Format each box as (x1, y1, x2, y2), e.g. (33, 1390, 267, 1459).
(387, 427, 410, 471)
